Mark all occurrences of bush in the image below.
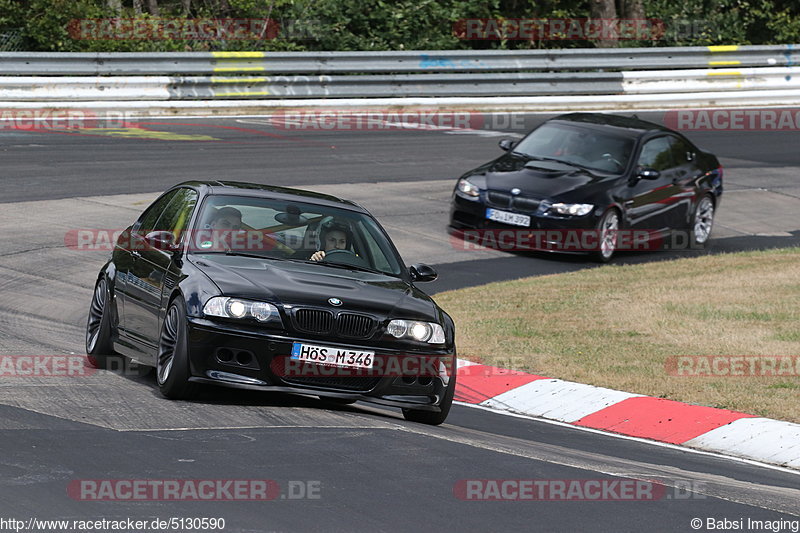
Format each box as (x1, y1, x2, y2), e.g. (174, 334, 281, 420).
(0, 0, 798, 52)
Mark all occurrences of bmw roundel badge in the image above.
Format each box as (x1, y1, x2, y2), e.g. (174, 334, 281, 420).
(328, 297, 343, 306)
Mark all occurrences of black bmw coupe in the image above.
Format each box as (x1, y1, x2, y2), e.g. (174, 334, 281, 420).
(449, 113, 723, 261)
(86, 181, 456, 425)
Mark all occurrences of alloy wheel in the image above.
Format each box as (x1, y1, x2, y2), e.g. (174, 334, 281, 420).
(599, 210, 619, 260)
(157, 305, 180, 385)
(694, 197, 714, 244)
(86, 278, 107, 353)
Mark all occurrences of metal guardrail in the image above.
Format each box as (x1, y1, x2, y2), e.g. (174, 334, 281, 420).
(0, 45, 797, 75)
(0, 44, 798, 105)
(3, 68, 799, 101)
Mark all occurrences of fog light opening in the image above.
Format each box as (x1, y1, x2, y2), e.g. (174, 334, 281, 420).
(235, 351, 253, 366)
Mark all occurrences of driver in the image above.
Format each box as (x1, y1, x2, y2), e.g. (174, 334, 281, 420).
(555, 132, 592, 158)
(310, 222, 351, 262)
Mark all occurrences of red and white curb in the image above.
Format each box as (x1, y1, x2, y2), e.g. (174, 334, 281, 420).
(454, 360, 800, 470)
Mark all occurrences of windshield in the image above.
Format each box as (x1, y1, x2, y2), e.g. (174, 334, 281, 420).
(512, 123, 634, 173)
(189, 194, 404, 276)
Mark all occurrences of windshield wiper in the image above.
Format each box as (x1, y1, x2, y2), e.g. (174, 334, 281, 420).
(198, 250, 285, 261)
(565, 165, 603, 178)
(520, 155, 604, 178)
(303, 260, 386, 276)
(197, 251, 391, 275)
(511, 152, 567, 163)
(519, 154, 569, 165)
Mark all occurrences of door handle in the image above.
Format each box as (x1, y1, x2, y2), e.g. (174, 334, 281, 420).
(131, 250, 142, 259)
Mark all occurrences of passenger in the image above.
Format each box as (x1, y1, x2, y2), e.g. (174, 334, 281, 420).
(206, 207, 242, 231)
(197, 207, 243, 252)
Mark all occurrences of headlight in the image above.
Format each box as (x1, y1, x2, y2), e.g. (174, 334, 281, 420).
(550, 203, 594, 216)
(456, 178, 480, 198)
(203, 297, 281, 325)
(386, 319, 445, 344)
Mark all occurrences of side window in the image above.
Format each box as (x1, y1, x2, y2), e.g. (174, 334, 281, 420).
(356, 221, 391, 272)
(135, 191, 179, 234)
(668, 136, 693, 166)
(637, 137, 675, 171)
(155, 188, 199, 242)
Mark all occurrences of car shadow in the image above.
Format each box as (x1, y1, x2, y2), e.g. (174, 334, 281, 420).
(430, 231, 800, 294)
(109, 362, 395, 418)
(614, 230, 800, 266)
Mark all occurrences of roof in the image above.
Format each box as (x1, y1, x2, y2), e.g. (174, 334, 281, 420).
(549, 112, 673, 137)
(171, 180, 365, 212)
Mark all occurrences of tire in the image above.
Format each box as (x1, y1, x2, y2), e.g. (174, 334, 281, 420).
(691, 195, 715, 247)
(157, 296, 198, 400)
(593, 209, 620, 263)
(402, 369, 456, 426)
(86, 277, 115, 368)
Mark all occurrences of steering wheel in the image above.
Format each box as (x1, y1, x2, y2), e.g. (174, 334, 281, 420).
(601, 153, 623, 170)
(321, 249, 370, 268)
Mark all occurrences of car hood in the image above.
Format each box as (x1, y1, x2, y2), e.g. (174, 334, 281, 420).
(473, 153, 615, 199)
(190, 254, 438, 320)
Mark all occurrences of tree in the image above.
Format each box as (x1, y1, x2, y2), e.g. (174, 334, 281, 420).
(590, 0, 618, 47)
(106, 0, 121, 16)
(618, 0, 644, 19)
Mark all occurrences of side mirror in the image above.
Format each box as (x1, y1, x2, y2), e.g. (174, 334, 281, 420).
(498, 139, 516, 152)
(409, 263, 438, 283)
(637, 167, 661, 180)
(145, 230, 178, 252)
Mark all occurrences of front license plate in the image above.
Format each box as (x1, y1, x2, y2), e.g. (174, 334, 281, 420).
(290, 342, 374, 369)
(486, 208, 530, 227)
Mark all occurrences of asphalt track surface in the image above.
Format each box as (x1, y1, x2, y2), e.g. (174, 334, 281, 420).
(0, 113, 799, 532)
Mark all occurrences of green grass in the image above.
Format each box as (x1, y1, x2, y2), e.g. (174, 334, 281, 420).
(435, 247, 800, 423)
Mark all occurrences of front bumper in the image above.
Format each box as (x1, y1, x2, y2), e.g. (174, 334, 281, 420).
(449, 193, 603, 254)
(185, 318, 455, 412)
(450, 193, 599, 232)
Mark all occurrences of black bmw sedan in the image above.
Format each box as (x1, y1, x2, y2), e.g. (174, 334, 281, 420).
(86, 181, 456, 425)
(449, 113, 723, 261)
